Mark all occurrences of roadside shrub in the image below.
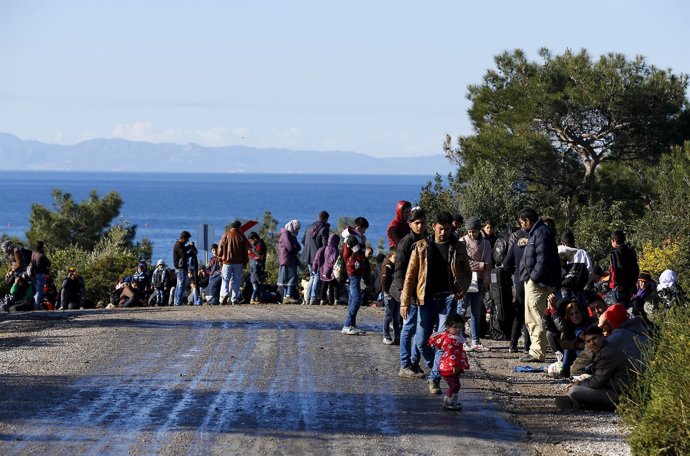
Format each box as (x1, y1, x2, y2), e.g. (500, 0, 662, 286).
(51, 227, 137, 304)
(637, 240, 683, 279)
(618, 305, 690, 456)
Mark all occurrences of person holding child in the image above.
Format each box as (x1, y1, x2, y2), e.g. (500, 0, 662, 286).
(427, 313, 470, 410)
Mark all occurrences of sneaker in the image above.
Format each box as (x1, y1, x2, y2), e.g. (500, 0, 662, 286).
(471, 342, 487, 352)
(508, 346, 518, 353)
(398, 366, 424, 379)
(463, 343, 474, 352)
(520, 354, 544, 363)
(382, 337, 394, 345)
(411, 364, 426, 376)
(443, 396, 463, 411)
(428, 379, 442, 395)
(341, 326, 365, 335)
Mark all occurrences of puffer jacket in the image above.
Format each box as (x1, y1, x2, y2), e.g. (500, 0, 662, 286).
(400, 235, 472, 308)
(519, 219, 560, 288)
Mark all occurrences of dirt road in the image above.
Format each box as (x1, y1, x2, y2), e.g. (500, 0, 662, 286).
(0, 306, 525, 455)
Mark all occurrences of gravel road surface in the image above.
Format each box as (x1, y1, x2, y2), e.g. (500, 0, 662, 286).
(0, 306, 526, 455)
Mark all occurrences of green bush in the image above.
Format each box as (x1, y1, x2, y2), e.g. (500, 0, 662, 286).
(618, 305, 690, 456)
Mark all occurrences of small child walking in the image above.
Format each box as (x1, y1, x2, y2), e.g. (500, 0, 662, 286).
(427, 313, 470, 410)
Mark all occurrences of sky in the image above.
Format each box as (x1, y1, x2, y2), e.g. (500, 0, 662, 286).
(0, 0, 688, 158)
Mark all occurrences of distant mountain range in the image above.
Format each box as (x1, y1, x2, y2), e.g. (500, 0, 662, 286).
(0, 132, 455, 175)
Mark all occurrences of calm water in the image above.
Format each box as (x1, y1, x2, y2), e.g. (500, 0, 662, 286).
(0, 171, 432, 264)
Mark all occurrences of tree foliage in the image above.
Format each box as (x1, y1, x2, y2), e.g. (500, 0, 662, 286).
(446, 48, 688, 224)
(259, 210, 280, 284)
(27, 189, 123, 250)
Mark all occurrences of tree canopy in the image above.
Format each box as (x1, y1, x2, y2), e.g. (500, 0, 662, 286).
(445, 48, 688, 223)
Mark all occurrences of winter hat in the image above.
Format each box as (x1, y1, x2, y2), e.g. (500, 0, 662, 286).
(465, 217, 482, 231)
(638, 270, 653, 283)
(156, 259, 165, 266)
(604, 303, 629, 330)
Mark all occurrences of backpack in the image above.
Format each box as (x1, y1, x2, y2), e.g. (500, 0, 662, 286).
(493, 238, 508, 266)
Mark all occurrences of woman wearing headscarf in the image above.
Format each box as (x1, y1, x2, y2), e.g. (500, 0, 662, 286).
(278, 220, 302, 303)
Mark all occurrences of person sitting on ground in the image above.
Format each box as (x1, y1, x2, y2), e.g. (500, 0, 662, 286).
(312, 233, 341, 306)
(630, 270, 656, 323)
(555, 300, 594, 378)
(427, 313, 470, 411)
(656, 269, 685, 310)
(60, 267, 86, 310)
(132, 261, 152, 299)
(557, 325, 633, 410)
(3, 273, 36, 312)
(120, 278, 146, 308)
(2, 241, 32, 282)
(601, 303, 650, 374)
(380, 249, 399, 345)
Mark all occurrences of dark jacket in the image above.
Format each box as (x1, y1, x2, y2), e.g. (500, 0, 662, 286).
(31, 249, 51, 275)
(173, 240, 189, 270)
(380, 257, 395, 295)
(578, 339, 631, 394)
(301, 220, 330, 267)
(504, 229, 528, 285)
(607, 316, 649, 373)
(519, 219, 560, 288)
(610, 243, 639, 291)
(390, 230, 427, 302)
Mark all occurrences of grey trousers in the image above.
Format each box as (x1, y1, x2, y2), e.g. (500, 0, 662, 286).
(568, 385, 619, 406)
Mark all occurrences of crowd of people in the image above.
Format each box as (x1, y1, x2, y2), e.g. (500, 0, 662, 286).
(1, 202, 686, 413)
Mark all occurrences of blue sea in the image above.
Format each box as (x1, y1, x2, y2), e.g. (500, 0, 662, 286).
(0, 171, 432, 265)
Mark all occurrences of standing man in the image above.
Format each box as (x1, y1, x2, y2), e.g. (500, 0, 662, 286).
(218, 220, 249, 305)
(31, 240, 51, 310)
(609, 229, 639, 308)
(518, 208, 560, 363)
(401, 211, 472, 395)
(393, 207, 428, 378)
(341, 217, 369, 335)
(301, 211, 330, 305)
(173, 231, 192, 306)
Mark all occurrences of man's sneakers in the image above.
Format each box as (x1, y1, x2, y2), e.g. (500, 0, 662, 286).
(398, 365, 426, 379)
(341, 325, 366, 335)
(520, 354, 545, 363)
(428, 379, 442, 395)
(443, 394, 463, 411)
(382, 336, 394, 345)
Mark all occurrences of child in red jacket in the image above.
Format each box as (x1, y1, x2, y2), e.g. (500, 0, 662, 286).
(428, 313, 470, 410)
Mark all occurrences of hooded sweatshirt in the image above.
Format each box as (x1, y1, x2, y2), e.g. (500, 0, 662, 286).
(387, 200, 411, 248)
(312, 233, 341, 281)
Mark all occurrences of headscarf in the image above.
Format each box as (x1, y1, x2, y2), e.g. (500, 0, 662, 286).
(284, 220, 301, 234)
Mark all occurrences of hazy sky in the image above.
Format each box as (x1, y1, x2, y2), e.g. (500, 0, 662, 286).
(1, 0, 688, 157)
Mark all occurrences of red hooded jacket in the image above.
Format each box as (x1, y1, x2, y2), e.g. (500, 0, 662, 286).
(387, 200, 411, 248)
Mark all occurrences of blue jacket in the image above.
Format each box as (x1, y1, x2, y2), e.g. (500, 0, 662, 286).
(518, 219, 560, 288)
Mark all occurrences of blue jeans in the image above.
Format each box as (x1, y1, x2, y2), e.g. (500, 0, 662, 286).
(174, 269, 187, 305)
(459, 285, 484, 343)
(343, 275, 362, 327)
(307, 271, 321, 302)
(400, 303, 420, 368)
(221, 263, 243, 303)
(33, 273, 47, 310)
(416, 293, 456, 381)
(383, 295, 401, 340)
